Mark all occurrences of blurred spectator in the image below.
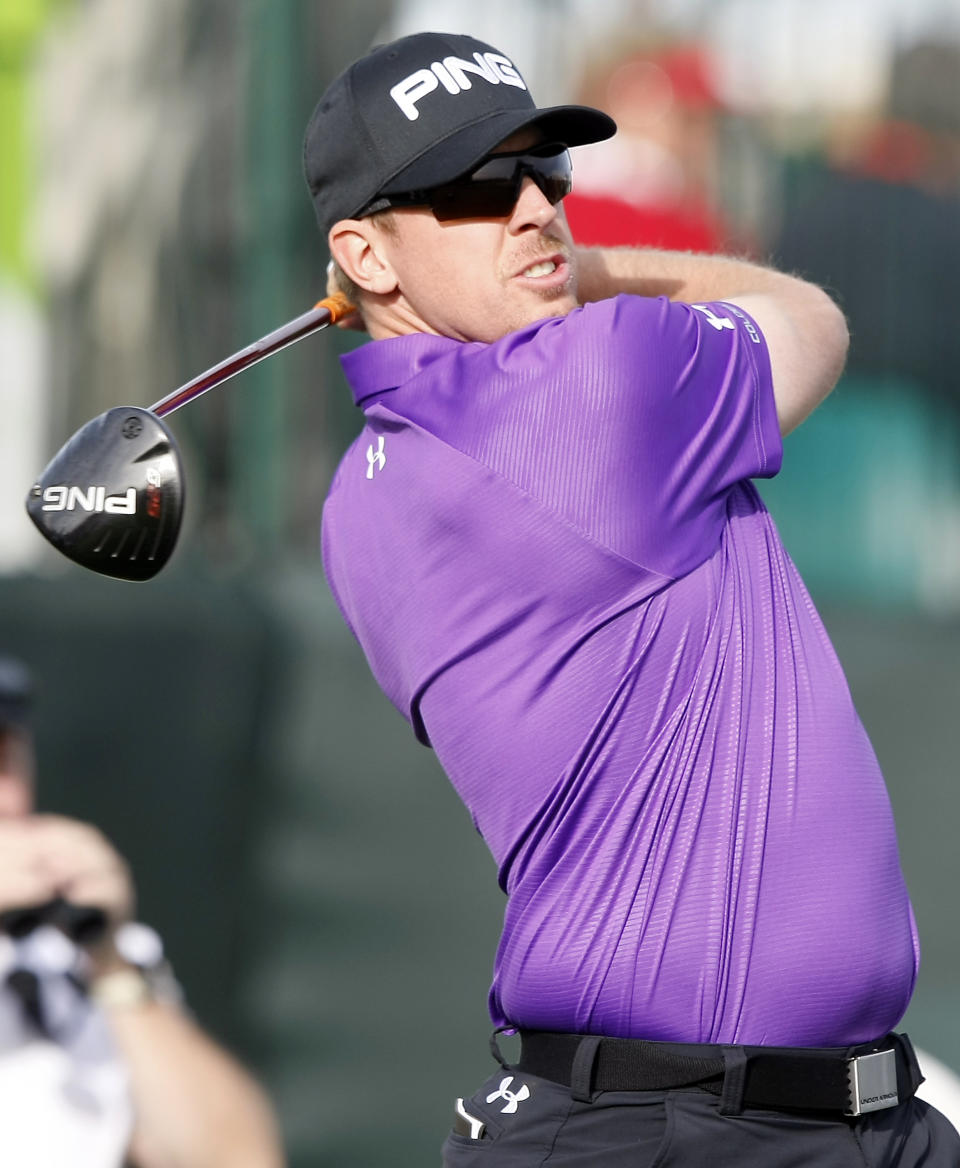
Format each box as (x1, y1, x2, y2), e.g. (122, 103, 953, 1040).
(564, 40, 731, 251)
(772, 38, 960, 405)
(0, 655, 286, 1168)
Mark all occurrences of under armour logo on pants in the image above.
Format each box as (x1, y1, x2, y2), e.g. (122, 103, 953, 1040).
(486, 1075, 531, 1114)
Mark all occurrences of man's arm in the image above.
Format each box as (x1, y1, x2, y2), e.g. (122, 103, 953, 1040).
(6, 815, 285, 1168)
(575, 246, 849, 436)
(91, 980, 285, 1168)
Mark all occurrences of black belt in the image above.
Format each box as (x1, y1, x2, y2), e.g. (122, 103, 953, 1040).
(510, 1029, 924, 1117)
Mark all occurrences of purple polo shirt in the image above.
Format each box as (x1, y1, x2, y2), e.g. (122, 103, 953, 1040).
(322, 294, 919, 1046)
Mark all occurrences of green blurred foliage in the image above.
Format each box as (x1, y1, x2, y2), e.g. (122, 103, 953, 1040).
(0, 0, 60, 286)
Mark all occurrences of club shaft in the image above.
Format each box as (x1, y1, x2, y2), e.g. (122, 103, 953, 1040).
(150, 293, 355, 419)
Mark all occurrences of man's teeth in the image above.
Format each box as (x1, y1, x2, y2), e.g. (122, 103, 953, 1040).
(523, 260, 557, 278)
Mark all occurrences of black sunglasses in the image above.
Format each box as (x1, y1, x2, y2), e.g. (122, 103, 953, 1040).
(364, 143, 573, 222)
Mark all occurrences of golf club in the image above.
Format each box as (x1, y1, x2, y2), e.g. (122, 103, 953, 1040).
(25, 292, 355, 582)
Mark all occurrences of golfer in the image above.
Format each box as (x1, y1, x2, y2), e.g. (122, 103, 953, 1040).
(305, 30, 958, 1167)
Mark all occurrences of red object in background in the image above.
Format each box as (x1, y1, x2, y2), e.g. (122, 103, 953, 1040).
(564, 190, 725, 252)
(856, 120, 932, 186)
(648, 44, 722, 111)
(563, 41, 732, 252)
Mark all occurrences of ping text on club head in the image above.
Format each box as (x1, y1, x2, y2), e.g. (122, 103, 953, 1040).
(38, 485, 137, 514)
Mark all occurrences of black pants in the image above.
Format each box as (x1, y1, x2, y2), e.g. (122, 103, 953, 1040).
(442, 1063, 960, 1167)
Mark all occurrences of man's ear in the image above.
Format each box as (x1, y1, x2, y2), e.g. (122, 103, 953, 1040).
(328, 220, 398, 296)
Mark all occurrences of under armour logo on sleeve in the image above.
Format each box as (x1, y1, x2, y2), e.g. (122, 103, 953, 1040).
(366, 436, 386, 479)
(485, 1075, 531, 1114)
(692, 303, 736, 331)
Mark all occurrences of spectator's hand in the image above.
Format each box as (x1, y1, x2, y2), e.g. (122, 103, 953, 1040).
(0, 818, 61, 915)
(0, 815, 134, 964)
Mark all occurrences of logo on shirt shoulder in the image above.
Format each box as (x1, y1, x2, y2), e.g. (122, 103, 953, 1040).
(723, 302, 762, 344)
(694, 301, 762, 345)
(692, 303, 736, 332)
(366, 435, 386, 479)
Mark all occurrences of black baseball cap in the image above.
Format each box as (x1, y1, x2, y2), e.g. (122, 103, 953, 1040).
(303, 31, 617, 236)
(0, 656, 33, 730)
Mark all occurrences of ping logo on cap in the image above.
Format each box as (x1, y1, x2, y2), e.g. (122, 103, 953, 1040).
(390, 52, 527, 121)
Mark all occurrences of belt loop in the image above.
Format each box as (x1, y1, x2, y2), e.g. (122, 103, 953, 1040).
(719, 1046, 749, 1116)
(892, 1032, 925, 1098)
(489, 1027, 516, 1071)
(571, 1035, 603, 1103)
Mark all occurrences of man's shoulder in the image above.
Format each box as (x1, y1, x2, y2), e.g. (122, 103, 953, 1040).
(558, 293, 693, 348)
(480, 294, 677, 365)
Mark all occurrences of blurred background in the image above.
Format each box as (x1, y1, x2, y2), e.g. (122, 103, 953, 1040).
(2, 0, 960, 1163)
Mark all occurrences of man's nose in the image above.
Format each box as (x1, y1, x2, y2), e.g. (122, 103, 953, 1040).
(508, 175, 559, 232)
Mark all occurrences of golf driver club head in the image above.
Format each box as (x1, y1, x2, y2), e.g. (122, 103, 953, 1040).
(25, 407, 183, 582)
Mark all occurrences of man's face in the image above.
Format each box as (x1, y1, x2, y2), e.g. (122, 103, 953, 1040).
(0, 727, 34, 819)
(371, 130, 579, 343)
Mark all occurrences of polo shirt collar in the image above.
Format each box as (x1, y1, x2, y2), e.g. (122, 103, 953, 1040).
(341, 334, 465, 408)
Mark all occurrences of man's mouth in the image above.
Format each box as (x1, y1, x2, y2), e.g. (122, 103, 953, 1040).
(522, 259, 558, 278)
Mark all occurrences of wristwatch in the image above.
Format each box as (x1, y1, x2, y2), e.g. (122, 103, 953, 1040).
(90, 922, 184, 1008)
(89, 966, 153, 1009)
